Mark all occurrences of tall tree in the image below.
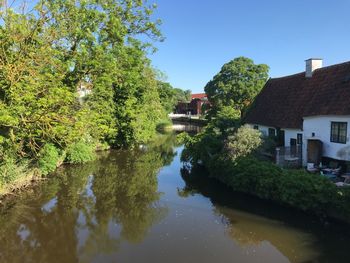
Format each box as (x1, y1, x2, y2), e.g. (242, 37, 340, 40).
(0, 0, 167, 181)
(157, 81, 191, 114)
(204, 57, 269, 117)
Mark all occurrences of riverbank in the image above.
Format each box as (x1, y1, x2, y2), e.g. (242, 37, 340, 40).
(2, 138, 350, 262)
(190, 155, 350, 223)
(0, 141, 97, 199)
(0, 131, 179, 201)
(169, 115, 208, 126)
(181, 123, 350, 224)
(0, 169, 40, 201)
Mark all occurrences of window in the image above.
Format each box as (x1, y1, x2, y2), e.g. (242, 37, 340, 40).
(253, 125, 259, 130)
(268, 128, 276, 138)
(330, 122, 347, 144)
(297, 133, 303, 144)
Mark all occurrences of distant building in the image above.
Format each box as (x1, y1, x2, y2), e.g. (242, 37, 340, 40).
(175, 93, 210, 115)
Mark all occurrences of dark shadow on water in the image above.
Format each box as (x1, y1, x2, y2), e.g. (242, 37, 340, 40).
(179, 165, 350, 263)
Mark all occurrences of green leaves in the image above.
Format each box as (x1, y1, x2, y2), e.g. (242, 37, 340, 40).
(157, 81, 191, 114)
(0, 0, 165, 181)
(204, 56, 269, 117)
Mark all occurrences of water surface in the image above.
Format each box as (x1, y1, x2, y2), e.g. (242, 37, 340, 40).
(0, 133, 349, 263)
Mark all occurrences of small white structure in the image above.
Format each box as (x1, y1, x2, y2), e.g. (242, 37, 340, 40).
(77, 81, 92, 103)
(245, 58, 350, 166)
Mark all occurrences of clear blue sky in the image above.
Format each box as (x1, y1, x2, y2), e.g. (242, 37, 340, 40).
(150, 0, 350, 93)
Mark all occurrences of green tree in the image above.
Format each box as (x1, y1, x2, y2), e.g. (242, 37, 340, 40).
(204, 57, 269, 117)
(0, 0, 166, 182)
(157, 81, 191, 113)
(0, 8, 78, 157)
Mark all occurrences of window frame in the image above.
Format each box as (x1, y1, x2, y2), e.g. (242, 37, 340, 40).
(268, 128, 276, 138)
(330, 121, 347, 144)
(297, 133, 303, 145)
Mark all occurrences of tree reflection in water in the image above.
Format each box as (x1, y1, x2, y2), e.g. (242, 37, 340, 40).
(178, 165, 350, 263)
(0, 133, 177, 263)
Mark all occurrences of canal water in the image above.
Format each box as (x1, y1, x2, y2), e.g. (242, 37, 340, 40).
(0, 133, 350, 263)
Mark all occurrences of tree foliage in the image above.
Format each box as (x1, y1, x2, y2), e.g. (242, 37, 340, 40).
(157, 81, 191, 113)
(204, 57, 269, 117)
(0, 0, 166, 179)
(225, 125, 262, 161)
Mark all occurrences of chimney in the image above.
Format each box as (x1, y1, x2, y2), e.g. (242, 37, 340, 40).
(305, 58, 323, 78)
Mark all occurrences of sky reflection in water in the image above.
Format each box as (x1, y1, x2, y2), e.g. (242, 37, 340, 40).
(0, 133, 349, 263)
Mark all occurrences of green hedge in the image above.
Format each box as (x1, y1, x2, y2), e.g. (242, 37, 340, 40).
(208, 156, 350, 220)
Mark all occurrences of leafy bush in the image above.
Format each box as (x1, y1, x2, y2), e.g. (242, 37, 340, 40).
(38, 144, 60, 175)
(210, 106, 240, 135)
(0, 157, 27, 185)
(226, 125, 262, 161)
(66, 141, 96, 164)
(181, 126, 223, 166)
(208, 155, 350, 218)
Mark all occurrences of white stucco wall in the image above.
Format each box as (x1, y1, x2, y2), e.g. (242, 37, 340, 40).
(248, 124, 302, 146)
(303, 115, 350, 163)
(283, 129, 302, 147)
(247, 124, 271, 137)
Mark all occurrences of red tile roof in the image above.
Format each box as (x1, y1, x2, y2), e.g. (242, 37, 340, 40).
(245, 61, 350, 129)
(191, 93, 207, 100)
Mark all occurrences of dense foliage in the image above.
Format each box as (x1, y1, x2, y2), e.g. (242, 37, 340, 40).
(182, 124, 350, 220)
(0, 0, 176, 186)
(66, 141, 96, 164)
(204, 57, 269, 117)
(38, 144, 61, 175)
(225, 125, 262, 161)
(210, 156, 350, 219)
(181, 123, 260, 168)
(157, 81, 191, 113)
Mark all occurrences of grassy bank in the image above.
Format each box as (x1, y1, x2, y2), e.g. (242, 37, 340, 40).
(0, 142, 96, 198)
(0, 130, 175, 200)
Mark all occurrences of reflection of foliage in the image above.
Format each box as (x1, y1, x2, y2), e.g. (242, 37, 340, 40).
(0, 164, 90, 263)
(148, 133, 178, 166)
(177, 167, 202, 198)
(178, 165, 319, 263)
(91, 137, 171, 243)
(0, 133, 176, 262)
(215, 206, 317, 263)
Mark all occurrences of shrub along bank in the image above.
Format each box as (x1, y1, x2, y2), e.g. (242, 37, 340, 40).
(181, 124, 350, 222)
(209, 156, 350, 221)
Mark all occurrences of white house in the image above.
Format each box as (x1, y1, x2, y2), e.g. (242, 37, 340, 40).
(245, 58, 350, 166)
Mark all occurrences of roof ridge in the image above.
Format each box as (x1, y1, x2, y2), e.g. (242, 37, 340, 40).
(314, 60, 350, 73)
(245, 59, 350, 129)
(269, 72, 305, 81)
(269, 60, 350, 80)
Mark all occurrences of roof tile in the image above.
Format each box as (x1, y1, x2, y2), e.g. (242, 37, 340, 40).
(245, 61, 350, 129)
